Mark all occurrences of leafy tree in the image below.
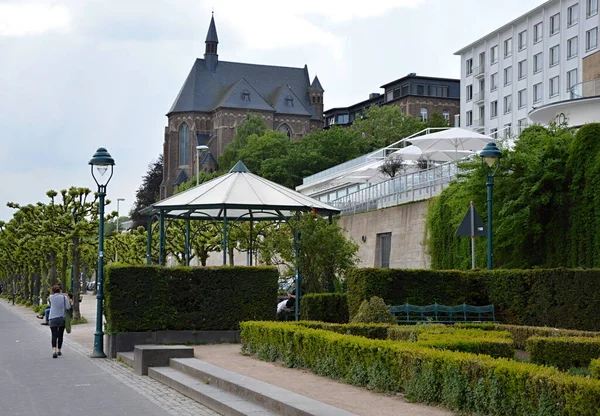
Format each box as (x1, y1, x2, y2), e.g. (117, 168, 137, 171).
(131, 155, 163, 229)
(351, 296, 396, 324)
(424, 110, 451, 129)
(219, 113, 269, 171)
(352, 105, 424, 149)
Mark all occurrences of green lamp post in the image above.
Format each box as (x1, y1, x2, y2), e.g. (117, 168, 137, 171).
(89, 147, 115, 358)
(479, 142, 502, 270)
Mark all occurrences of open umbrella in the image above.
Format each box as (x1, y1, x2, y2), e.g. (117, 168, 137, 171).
(400, 128, 497, 153)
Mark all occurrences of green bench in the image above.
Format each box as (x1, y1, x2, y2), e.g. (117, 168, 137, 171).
(388, 303, 496, 324)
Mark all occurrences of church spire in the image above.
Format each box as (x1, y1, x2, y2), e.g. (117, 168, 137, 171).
(204, 12, 219, 72)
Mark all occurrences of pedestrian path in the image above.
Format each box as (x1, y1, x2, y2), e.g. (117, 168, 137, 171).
(0, 299, 218, 416)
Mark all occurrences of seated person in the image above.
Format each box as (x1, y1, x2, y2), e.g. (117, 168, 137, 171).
(277, 297, 295, 315)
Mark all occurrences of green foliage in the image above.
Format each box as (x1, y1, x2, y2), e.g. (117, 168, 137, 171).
(300, 293, 349, 323)
(352, 105, 424, 149)
(346, 268, 486, 318)
(104, 265, 278, 332)
(425, 124, 600, 269)
(351, 296, 396, 324)
(219, 113, 269, 171)
(297, 321, 391, 340)
(131, 154, 163, 229)
(241, 321, 600, 415)
(527, 336, 600, 369)
(176, 171, 223, 193)
(590, 358, 600, 379)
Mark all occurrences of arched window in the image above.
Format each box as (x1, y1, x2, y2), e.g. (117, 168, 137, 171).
(420, 108, 428, 122)
(179, 122, 190, 165)
(277, 123, 292, 138)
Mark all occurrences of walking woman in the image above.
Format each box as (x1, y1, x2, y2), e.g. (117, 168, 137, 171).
(48, 284, 71, 358)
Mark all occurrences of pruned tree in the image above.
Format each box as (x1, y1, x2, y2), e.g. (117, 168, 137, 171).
(379, 155, 407, 178)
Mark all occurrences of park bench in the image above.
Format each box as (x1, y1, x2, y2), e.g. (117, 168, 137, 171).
(388, 303, 495, 324)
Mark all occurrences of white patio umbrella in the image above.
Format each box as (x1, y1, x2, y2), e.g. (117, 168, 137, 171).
(400, 128, 497, 153)
(422, 149, 474, 162)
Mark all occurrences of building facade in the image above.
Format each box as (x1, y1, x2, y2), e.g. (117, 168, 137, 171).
(324, 73, 460, 128)
(455, 0, 600, 138)
(160, 15, 325, 198)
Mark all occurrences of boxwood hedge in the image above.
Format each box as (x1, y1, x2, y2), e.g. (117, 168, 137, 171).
(527, 336, 600, 369)
(300, 293, 348, 323)
(104, 265, 278, 333)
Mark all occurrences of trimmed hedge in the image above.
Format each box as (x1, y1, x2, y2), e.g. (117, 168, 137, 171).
(241, 321, 600, 415)
(104, 265, 278, 333)
(591, 359, 600, 379)
(296, 321, 391, 339)
(300, 293, 348, 323)
(456, 323, 600, 349)
(348, 268, 600, 331)
(387, 326, 514, 358)
(527, 337, 600, 369)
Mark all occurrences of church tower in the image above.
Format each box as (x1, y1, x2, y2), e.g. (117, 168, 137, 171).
(309, 75, 324, 120)
(204, 13, 219, 72)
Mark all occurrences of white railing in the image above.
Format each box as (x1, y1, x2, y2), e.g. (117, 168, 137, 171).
(330, 162, 460, 215)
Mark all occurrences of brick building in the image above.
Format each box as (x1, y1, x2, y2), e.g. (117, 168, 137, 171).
(324, 73, 460, 128)
(160, 15, 325, 198)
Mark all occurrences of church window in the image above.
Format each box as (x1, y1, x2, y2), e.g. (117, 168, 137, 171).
(285, 96, 294, 106)
(277, 123, 292, 138)
(242, 90, 251, 101)
(179, 122, 190, 165)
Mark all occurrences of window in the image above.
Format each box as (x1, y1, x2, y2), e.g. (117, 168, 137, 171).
(466, 58, 473, 76)
(417, 84, 425, 95)
(588, 0, 598, 17)
(401, 84, 409, 96)
(285, 95, 294, 106)
(567, 69, 578, 92)
(490, 100, 498, 118)
(479, 105, 485, 120)
(490, 45, 498, 64)
(518, 118, 527, 134)
(277, 123, 293, 138)
(518, 60, 527, 79)
(550, 13, 560, 35)
(550, 45, 560, 67)
(242, 89, 251, 101)
(420, 107, 428, 121)
(533, 82, 543, 103)
(518, 89, 527, 108)
(567, 36, 579, 58)
(178, 122, 190, 165)
(442, 110, 450, 122)
(386, 90, 393, 101)
(586, 27, 598, 51)
(393, 88, 401, 99)
(490, 127, 498, 138)
(375, 233, 392, 268)
(518, 30, 527, 50)
(505, 123, 513, 138)
(491, 72, 499, 91)
(504, 66, 513, 86)
(534, 22, 543, 43)
(534, 53, 543, 73)
(504, 38, 513, 57)
(466, 84, 473, 101)
(431, 85, 448, 97)
(504, 95, 512, 114)
(336, 114, 349, 124)
(550, 76, 560, 97)
(568, 4, 579, 26)
(466, 110, 473, 126)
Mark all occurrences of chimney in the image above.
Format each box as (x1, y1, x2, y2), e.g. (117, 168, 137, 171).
(369, 93, 380, 99)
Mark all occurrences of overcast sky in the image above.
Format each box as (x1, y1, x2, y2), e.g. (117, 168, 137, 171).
(0, 0, 545, 221)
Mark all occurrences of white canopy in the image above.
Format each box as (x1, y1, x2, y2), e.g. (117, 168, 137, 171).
(392, 145, 474, 162)
(400, 127, 497, 153)
(144, 161, 341, 220)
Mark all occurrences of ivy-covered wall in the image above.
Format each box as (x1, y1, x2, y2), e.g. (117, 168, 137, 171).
(104, 265, 278, 333)
(427, 123, 600, 269)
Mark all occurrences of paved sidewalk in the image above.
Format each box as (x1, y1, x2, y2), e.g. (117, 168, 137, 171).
(0, 296, 218, 416)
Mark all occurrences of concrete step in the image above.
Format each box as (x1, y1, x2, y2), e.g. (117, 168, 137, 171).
(149, 366, 279, 416)
(170, 358, 357, 416)
(117, 351, 134, 368)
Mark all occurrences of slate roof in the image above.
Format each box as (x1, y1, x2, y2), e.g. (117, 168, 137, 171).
(168, 60, 319, 119)
(269, 84, 312, 116)
(310, 75, 324, 91)
(205, 15, 218, 43)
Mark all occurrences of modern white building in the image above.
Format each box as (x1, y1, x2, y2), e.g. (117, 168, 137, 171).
(455, 0, 600, 137)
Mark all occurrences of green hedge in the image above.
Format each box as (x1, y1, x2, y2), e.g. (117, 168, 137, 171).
(296, 321, 390, 339)
(591, 359, 600, 379)
(527, 337, 600, 369)
(104, 265, 278, 333)
(240, 321, 600, 415)
(348, 268, 600, 331)
(300, 293, 348, 323)
(456, 323, 600, 350)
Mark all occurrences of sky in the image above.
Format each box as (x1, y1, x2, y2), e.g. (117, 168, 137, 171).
(0, 0, 546, 221)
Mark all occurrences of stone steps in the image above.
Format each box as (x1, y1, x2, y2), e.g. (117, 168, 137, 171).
(117, 351, 134, 367)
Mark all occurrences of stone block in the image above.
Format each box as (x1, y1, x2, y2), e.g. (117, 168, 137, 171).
(133, 345, 194, 376)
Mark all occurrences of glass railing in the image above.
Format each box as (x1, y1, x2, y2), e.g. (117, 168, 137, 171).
(570, 78, 600, 99)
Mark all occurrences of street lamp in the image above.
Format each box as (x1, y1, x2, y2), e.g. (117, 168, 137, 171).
(196, 145, 209, 186)
(89, 147, 115, 359)
(479, 142, 502, 270)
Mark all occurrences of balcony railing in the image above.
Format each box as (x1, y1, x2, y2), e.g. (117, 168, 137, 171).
(329, 162, 461, 215)
(570, 78, 600, 99)
(473, 66, 485, 78)
(474, 91, 485, 103)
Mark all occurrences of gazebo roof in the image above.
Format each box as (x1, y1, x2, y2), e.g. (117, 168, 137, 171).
(141, 161, 341, 221)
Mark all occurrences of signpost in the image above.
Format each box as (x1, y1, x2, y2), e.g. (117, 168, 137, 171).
(456, 201, 486, 269)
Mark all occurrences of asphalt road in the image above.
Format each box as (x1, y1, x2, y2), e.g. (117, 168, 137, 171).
(0, 300, 172, 416)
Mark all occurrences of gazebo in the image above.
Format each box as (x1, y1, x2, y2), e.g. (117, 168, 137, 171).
(140, 161, 341, 267)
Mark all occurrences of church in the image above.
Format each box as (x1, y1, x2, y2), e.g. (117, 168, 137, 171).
(160, 15, 325, 198)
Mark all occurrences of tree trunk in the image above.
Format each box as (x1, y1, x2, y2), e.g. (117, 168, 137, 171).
(228, 247, 235, 266)
(71, 236, 82, 320)
(48, 249, 58, 286)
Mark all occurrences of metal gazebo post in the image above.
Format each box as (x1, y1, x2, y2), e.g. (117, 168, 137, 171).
(89, 147, 115, 359)
(294, 212, 301, 321)
(479, 142, 502, 270)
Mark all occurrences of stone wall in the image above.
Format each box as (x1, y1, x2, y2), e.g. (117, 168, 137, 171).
(338, 201, 430, 269)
